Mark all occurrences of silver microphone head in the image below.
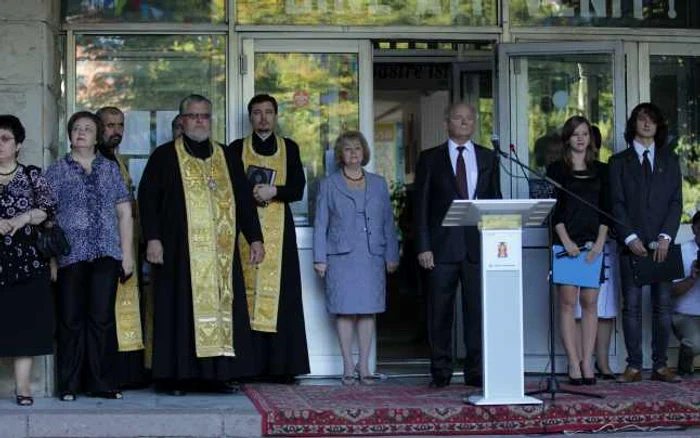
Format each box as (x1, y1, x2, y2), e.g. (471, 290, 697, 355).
(648, 241, 659, 250)
(584, 241, 594, 250)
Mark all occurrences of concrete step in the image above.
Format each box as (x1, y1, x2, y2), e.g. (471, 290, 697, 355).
(0, 389, 261, 438)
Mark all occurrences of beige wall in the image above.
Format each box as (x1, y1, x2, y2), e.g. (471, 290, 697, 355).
(0, 0, 60, 397)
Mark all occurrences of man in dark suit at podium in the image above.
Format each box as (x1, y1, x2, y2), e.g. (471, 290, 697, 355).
(414, 103, 502, 388)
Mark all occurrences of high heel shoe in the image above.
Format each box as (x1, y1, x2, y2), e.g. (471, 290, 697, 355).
(567, 365, 584, 386)
(354, 364, 374, 385)
(14, 390, 33, 406)
(595, 361, 616, 380)
(581, 361, 596, 386)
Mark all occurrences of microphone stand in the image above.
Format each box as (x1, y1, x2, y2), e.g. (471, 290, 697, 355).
(494, 146, 611, 401)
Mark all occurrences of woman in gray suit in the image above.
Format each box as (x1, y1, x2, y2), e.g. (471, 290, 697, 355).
(313, 130, 400, 385)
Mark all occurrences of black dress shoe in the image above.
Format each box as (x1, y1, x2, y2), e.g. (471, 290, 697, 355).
(429, 377, 450, 388)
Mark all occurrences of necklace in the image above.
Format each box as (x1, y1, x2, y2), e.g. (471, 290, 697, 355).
(0, 163, 19, 176)
(184, 138, 217, 190)
(343, 167, 364, 182)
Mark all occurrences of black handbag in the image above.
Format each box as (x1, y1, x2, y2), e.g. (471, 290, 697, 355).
(35, 224, 71, 259)
(629, 244, 684, 287)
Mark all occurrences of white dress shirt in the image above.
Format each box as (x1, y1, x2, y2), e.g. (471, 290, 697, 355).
(447, 138, 478, 200)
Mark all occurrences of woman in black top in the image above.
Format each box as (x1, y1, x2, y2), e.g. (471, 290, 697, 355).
(0, 115, 57, 406)
(547, 116, 610, 386)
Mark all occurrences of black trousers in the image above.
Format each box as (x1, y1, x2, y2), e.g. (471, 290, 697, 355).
(426, 259, 482, 381)
(56, 257, 120, 393)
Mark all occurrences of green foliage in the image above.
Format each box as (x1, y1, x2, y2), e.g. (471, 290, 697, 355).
(389, 181, 407, 242)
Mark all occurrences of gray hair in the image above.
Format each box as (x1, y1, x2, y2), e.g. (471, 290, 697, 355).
(444, 102, 477, 122)
(179, 94, 212, 114)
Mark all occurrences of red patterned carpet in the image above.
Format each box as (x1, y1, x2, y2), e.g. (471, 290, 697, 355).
(244, 379, 700, 436)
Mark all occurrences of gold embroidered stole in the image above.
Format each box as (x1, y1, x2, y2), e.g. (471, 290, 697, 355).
(239, 135, 286, 333)
(114, 154, 144, 352)
(175, 137, 237, 357)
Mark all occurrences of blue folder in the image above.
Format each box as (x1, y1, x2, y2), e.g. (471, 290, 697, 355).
(552, 245, 604, 288)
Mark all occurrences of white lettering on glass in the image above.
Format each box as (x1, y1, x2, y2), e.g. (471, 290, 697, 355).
(581, 0, 622, 18)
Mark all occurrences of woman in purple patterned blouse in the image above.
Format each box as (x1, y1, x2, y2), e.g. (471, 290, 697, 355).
(45, 111, 134, 402)
(0, 115, 57, 406)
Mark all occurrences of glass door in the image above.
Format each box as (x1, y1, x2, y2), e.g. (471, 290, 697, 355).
(497, 42, 626, 373)
(239, 38, 372, 376)
(647, 43, 700, 224)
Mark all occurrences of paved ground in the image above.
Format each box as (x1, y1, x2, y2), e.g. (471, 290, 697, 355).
(0, 389, 260, 438)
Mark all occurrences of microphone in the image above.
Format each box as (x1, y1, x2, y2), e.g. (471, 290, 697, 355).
(491, 134, 507, 159)
(648, 241, 658, 250)
(491, 134, 501, 152)
(556, 241, 593, 258)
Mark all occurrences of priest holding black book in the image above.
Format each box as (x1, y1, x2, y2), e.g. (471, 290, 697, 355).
(228, 94, 310, 383)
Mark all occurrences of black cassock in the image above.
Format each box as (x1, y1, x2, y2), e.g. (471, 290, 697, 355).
(228, 134, 310, 378)
(138, 135, 263, 383)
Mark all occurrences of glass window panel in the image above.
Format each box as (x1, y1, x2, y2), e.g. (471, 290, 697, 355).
(63, 0, 225, 24)
(253, 52, 360, 226)
(75, 34, 226, 191)
(236, 0, 497, 26)
(510, 0, 699, 29)
(512, 55, 615, 198)
(651, 55, 700, 222)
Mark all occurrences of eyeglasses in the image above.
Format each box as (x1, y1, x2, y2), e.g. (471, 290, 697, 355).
(0, 135, 15, 143)
(182, 113, 212, 121)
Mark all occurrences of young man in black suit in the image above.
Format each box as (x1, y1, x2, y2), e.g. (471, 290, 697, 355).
(414, 103, 502, 388)
(609, 103, 682, 383)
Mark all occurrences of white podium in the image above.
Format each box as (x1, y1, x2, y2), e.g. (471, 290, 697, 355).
(442, 199, 555, 405)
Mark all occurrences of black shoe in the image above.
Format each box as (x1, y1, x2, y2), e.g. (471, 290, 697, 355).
(594, 362, 616, 380)
(429, 377, 450, 388)
(218, 381, 241, 394)
(464, 375, 483, 387)
(582, 377, 597, 385)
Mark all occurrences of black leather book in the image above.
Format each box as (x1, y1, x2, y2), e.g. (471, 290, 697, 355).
(247, 165, 276, 185)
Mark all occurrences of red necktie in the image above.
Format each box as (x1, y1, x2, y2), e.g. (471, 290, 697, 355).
(456, 146, 468, 199)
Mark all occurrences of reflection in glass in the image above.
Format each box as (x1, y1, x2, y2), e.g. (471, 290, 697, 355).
(75, 34, 226, 192)
(63, 0, 226, 23)
(513, 55, 615, 198)
(651, 55, 700, 221)
(510, 0, 699, 29)
(254, 53, 360, 226)
(237, 0, 496, 26)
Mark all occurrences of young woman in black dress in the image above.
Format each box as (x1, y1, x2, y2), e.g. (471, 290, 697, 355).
(547, 116, 611, 386)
